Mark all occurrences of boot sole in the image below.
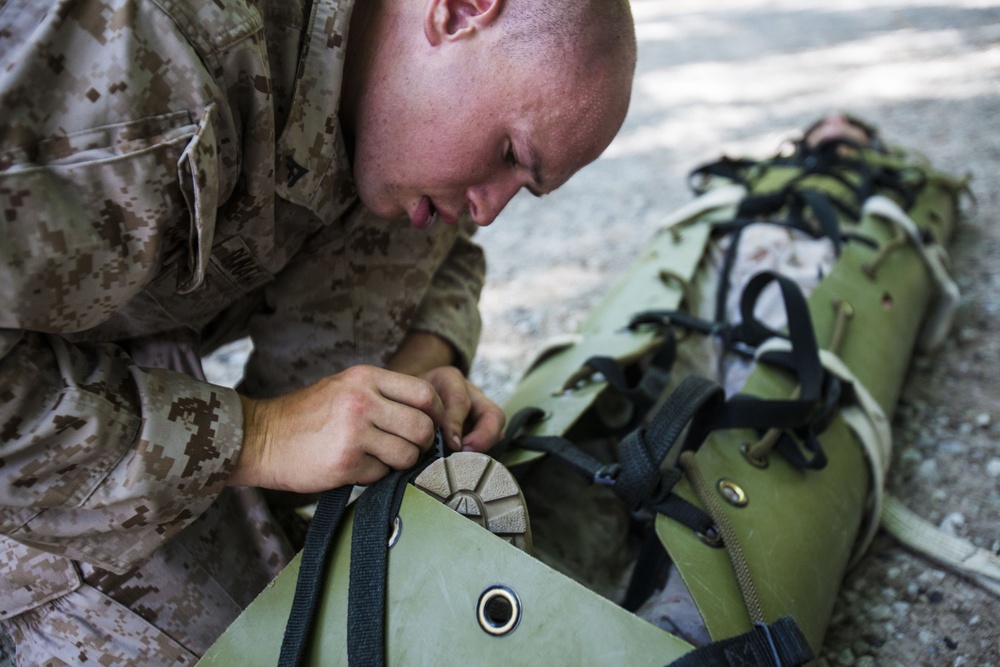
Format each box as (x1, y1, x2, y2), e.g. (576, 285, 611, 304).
(414, 452, 532, 553)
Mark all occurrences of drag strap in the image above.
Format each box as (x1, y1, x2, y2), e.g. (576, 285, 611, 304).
(665, 617, 814, 667)
(278, 484, 353, 667)
(347, 468, 412, 667)
(614, 375, 725, 511)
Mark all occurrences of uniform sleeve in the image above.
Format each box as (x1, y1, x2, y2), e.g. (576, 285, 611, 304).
(0, 332, 243, 573)
(407, 218, 487, 374)
(0, 0, 243, 573)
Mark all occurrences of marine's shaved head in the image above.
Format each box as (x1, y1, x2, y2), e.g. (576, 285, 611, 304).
(493, 0, 636, 72)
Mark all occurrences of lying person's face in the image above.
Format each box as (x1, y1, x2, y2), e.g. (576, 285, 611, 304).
(347, 8, 633, 229)
(805, 114, 873, 148)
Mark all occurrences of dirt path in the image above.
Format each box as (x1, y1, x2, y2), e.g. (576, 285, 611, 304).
(469, 2, 1000, 665)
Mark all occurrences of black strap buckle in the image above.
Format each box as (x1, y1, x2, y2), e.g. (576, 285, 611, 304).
(593, 463, 621, 487)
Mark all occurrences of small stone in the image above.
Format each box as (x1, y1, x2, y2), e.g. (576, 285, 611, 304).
(887, 566, 901, 580)
(932, 489, 948, 501)
(899, 449, 922, 464)
(869, 604, 893, 621)
(837, 648, 856, 666)
(892, 601, 911, 616)
(970, 614, 981, 626)
(986, 458, 1000, 478)
(907, 581, 920, 597)
(944, 636, 959, 650)
(940, 512, 966, 535)
(917, 569, 947, 585)
(976, 412, 992, 428)
(939, 440, 969, 455)
(918, 458, 941, 483)
(919, 629, 936, 645)
(857, 658, 876, 667)
(929, 590, 945, 604)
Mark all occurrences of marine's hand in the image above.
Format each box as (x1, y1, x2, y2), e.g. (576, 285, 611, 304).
(229, 365, 444, 492)
(419, 366, 506, 453)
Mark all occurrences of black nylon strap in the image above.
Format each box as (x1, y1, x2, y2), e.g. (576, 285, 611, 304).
(665, 616, 814, 667)
(584, 332, 676, 409)
(346, 468, 412, 667)
(614, 376, 724, 511)
(517, 434, 620, 485)
(622, 528, 671, 613)
(648, 493, 714, 534)
(278, 485, 353, 667)
(793, 190, 843, 252)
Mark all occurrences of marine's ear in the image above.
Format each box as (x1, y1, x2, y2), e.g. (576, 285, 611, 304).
(424, 0, 504, 46)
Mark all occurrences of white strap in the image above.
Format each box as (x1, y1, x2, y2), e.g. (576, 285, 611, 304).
(660, 183, 747, 232)
(881, 495, 1000, 597)
(862, 196, 960, 351)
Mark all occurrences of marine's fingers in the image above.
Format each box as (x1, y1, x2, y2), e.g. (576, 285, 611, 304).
(460, 390, 506, 453)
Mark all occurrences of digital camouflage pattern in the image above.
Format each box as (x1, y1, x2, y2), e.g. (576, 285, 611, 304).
(0, 0, 486, 662)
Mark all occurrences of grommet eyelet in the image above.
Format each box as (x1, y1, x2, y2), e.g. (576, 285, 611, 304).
(740, 442, 769, 469)
(477, 585, 521, 636)
(388, 516, 402, 548)
(717, 479, 749, 507)
(695, 526, 724, 548)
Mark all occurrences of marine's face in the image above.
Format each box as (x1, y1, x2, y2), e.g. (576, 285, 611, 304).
(349, 40, 629, 229)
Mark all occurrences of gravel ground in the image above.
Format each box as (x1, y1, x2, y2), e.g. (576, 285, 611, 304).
(206, 1, 999, 664)
(468, 1, 1000, 665)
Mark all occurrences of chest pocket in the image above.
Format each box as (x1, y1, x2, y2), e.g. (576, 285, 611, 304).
(141, 105, 274, 333)
(0, 109, 213, 334)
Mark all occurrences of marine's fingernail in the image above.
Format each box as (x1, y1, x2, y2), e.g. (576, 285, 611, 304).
(452, 434, 462, 451)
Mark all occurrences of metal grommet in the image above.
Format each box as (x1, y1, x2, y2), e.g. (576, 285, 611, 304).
(717, 479, 749, 507)
(695, 526, 724, 549)
(388, 516, 402, 548)
(476, 585, 521, 637)
(740, 442, 769, 469)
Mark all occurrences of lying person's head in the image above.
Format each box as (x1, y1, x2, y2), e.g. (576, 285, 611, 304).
(804, 113, 883, 152)
(341, 0, 637, 229)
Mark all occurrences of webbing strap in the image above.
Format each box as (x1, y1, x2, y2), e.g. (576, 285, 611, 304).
(279, 459, 432, 667)
(583, 331, 677, 418)
(614, 376, 725, 511)
(862, 195, 960, 352)
(664, 616, 814, 667)
(882, 496, 1000, 598)
(347, 468, 412, 667)
(517, 434, 620, 485)
(278, 485, 353, 667)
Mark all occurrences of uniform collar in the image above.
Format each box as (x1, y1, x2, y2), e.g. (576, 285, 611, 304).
(274, 0, 357, 220)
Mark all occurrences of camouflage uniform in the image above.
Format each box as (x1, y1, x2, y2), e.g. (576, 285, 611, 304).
(0, 0, 485, 663)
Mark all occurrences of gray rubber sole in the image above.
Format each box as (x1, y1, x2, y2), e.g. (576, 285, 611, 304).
(414, 452, 532, 553)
